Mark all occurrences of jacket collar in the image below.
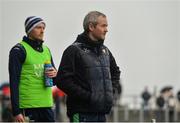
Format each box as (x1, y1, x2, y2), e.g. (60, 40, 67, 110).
(75, 32, 104, 48)
(22, 36, 44, 52)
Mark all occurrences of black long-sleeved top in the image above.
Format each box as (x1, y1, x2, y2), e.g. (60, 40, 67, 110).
(8, 36, 55, 116)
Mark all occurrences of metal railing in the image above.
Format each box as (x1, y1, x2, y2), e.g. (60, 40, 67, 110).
(108, 105, 180, 122)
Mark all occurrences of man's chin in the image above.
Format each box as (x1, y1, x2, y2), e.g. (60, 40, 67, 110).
(37, 37, 43, 41)
(100, 36, 105, 40)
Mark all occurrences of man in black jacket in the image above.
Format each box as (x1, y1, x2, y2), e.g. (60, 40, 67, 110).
(56, 11, 121, 122)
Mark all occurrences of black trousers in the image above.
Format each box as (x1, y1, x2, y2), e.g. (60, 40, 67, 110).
(70, 113, 106, 122)
(22, 107, 55, 122)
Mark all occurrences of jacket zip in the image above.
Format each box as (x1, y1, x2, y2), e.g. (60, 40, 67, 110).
(96, 47, 106, 109)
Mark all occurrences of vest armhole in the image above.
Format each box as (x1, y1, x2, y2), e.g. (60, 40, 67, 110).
(43, 45, 52, 58)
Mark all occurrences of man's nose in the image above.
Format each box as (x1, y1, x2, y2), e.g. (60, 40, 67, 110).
(105, 27, 108, 32)
(41, 28, 45, 33)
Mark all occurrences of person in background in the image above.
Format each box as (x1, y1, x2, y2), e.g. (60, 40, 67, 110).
(9, 16, 57, 122)
(52, 86, 65, 121)
(141, 86, 151, 109)
(0, 83, 13, 122)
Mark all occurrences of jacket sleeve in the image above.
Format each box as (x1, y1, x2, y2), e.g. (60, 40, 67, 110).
(55, 45, 91, 102)
(51, 57, 57, 85)
(8, 44, 26, 116)
(109, 50, 122, 96)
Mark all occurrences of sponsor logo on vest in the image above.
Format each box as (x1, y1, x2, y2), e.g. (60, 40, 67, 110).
(33, 64, 44, 77)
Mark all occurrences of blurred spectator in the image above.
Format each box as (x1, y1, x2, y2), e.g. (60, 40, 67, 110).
(156, 86, 175, 122)
(176, 91, 180, 113)
(177, 91, 180, 102)
(141, 86, 151, 109)
(156, 86, 173, 109)
(156, 95, 165, 109)
(52, 86, 65, 121)
(0, 83, 13, 121)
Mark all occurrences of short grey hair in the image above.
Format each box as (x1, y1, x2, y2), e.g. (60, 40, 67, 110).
(83, 11, 106, 32)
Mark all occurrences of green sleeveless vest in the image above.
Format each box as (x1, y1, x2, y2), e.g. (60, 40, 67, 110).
(19, 41, 53, 108)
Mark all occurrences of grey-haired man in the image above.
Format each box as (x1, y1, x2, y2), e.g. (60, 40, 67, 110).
(56, 11, 121, 122)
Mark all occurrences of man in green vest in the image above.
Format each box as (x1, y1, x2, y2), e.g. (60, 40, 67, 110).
(9, 16, 57, 122)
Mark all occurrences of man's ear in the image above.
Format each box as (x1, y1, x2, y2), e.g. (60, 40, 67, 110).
(89, 23, 95, 32)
